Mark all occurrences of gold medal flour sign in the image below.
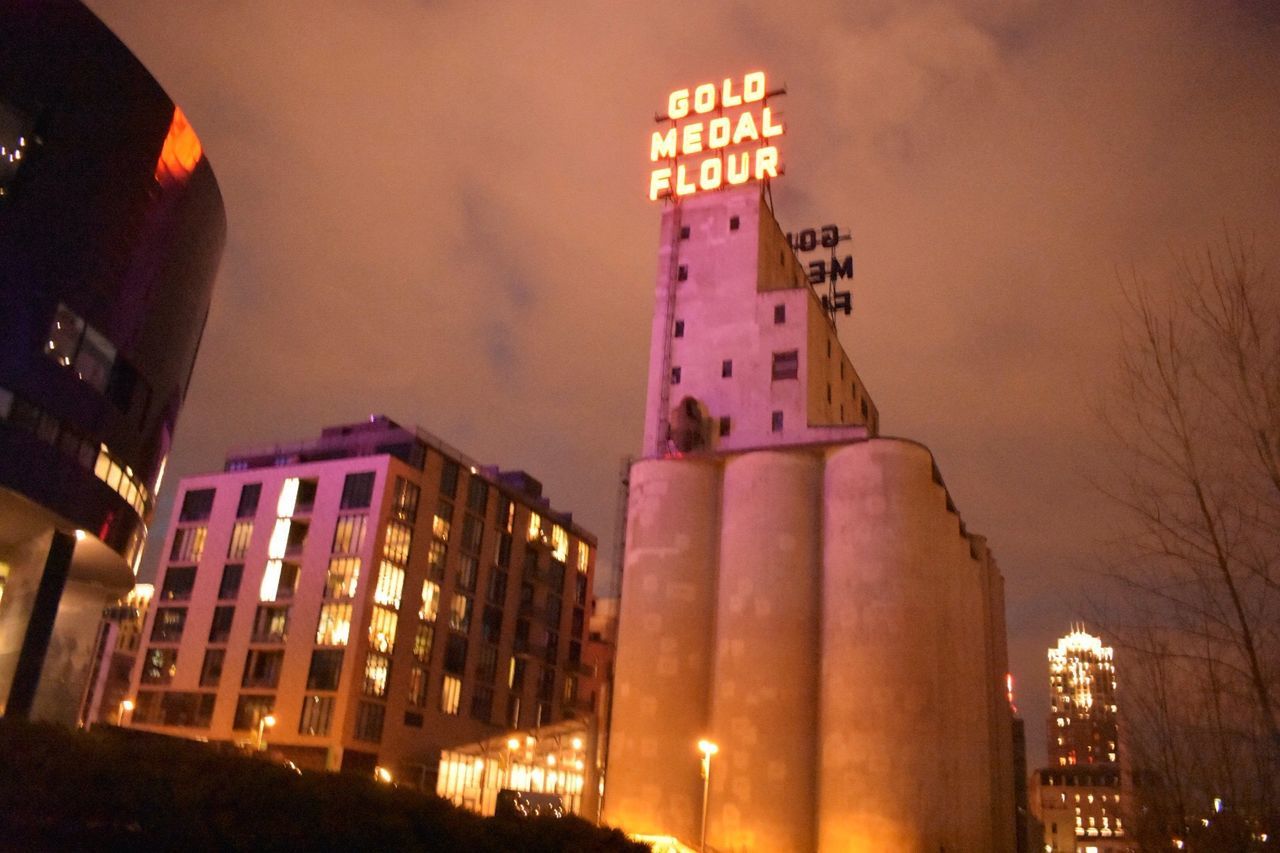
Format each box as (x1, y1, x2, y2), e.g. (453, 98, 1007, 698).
(648, 70, 783, 201)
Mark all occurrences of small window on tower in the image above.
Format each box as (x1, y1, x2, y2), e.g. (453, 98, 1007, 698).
(771, 350, 799, 381)
(719, 416, 731, 437)
(774, 304, 785, 324)
(729, 215, 740, 231)
(679, 225, 690, 240)
(677, 265, 688, 281)
(670, 366, 681, 384)
(721, 360, 732, 378)
(771, 411, 784, 433)
(673, 320, 684, 338)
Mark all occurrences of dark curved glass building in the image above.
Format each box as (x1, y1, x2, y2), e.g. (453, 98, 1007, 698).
(0, 0, 225, 723)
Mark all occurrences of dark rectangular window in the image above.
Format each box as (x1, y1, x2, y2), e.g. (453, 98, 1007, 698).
(218, 564, 243, 600)
(729, 215, 740, 230)
(476, 643, 499, 681)
(307, 649, 345, 691)
(721, 359, 732, 378)
(242, 649, 284, 688)
(158, 692, 216, 729)
(340, 471, 375, 509)
(670, 366, 681, 384)
(208, 606, 235, 643)
(466, 478, 488, 514)
(161, 566, 196, 601)
(295, 479, 318, 512)
(575, 574, 588, 606)
(232, 695, 274, 731)
(252, 605, 289, 643)
(200, 649, 225, 687)
(772, 410, 784, 432)
(440, 459, 460, 498)
(673, 320, 684, 338)
(772, 350, 799, 380)
(470, 685, 494, 722)
(354, 701, 384, 743)
(677, 265, 688, 281)
(773, 304, 786, 324)
(487, 568, 508, 605)
(444, 633, 468, 674)
(299, 695, 334, 736)
(179, 488, 215, 522)
(861, 398, 869, 418)
(719, 416, 731, 437)
(236, 483, 262, 518)
(679, 225, 690, 239)
(151, 608, 186, 642)
(482, 605, 503, 643)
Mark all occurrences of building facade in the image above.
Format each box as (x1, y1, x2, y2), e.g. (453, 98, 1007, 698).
(604, 187, 1016, 852)
(124, 417, 600, 787)
(1032, 626, 1129, 852)
(79, 583, 153, 727)
(0, 0, 225, 724)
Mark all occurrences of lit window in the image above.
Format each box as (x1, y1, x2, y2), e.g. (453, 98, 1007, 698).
(576, 543, 590, 575)
(420, 580, 441, 621)
(374, 561, 405, 609)
(363, 652, 391, 697)
(315, 602, 352, 646)
(169, 526, 207, 563)
(368, 605, 399, 653)
(251, 605, 289, 643)
(413, 623, 435, 662)
(383, 521, 413, 564)
(551, 525, 569, 561)
(441, 675, 462, 715)
(331, 515, 367, 555)
(151, 607, 187, 642)
(450, 594, 473, 632)
(324, 557, 361, 599)
(408, 665, 428, 707)
(227, 521, 254, 560)
(141, 647, 178, 684)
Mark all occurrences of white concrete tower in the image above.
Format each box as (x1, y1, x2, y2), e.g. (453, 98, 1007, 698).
(642, 188, 878, 458)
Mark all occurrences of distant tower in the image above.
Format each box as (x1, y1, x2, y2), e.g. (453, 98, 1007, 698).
(1047, 625, 1119, 766)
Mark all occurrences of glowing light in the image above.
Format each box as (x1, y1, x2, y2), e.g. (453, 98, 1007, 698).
(74, 529, 86, 541)
(507, 737, 521, 751)
(375, 766, 393, 784)
(697, 739, 718, 757)
(571, 737, 583, 751)
(120, 699, 135, 712)
(154, 105, 203, 186)
(648, 70, 784, 201)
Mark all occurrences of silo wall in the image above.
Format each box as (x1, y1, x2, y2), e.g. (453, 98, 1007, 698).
(604, 458, 721, 841)
(708, 451, 822, 853)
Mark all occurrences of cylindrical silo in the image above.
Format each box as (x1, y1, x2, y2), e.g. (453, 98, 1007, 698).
(603, 457, 721, 842)
(707, 449, 822, 853)
(818, 439, 944, 853)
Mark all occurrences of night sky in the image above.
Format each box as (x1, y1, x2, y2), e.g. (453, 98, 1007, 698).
(85, 0, 1280, 769)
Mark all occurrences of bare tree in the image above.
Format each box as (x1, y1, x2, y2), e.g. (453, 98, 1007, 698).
(1100, 234, 1279, 849)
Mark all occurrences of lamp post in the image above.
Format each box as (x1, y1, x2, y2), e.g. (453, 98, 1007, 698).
(256, 713, 276, 751)
(118, 698, 134, 726)
(697, 739, 718, 852)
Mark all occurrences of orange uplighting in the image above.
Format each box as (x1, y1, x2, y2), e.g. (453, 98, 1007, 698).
(154, 105, 203, 186)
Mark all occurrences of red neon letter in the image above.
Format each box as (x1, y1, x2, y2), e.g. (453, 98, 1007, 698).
(721, 77, 742, 108)
(726, 152, 750, 185)
(743, 71, 766, 103)
(761, 106, 783, 138)
(732, 111, 759, 145)
(675, 164, 698, 196)
(707, 117, 731, 149)
(693, 83, 716, 114)
(699, 157, 723, 191)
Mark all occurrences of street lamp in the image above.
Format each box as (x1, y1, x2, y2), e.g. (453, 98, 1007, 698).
(118, 699, 134, 726)
(256, 713, 276, 751)
(697, 739, 719, 852)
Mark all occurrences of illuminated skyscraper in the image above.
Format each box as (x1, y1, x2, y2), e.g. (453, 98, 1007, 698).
(1047, 626, 1119, 767)
(1031, 626, 1127, 853)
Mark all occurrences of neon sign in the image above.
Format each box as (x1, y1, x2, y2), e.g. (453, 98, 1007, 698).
(648, 70, 784, 201)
